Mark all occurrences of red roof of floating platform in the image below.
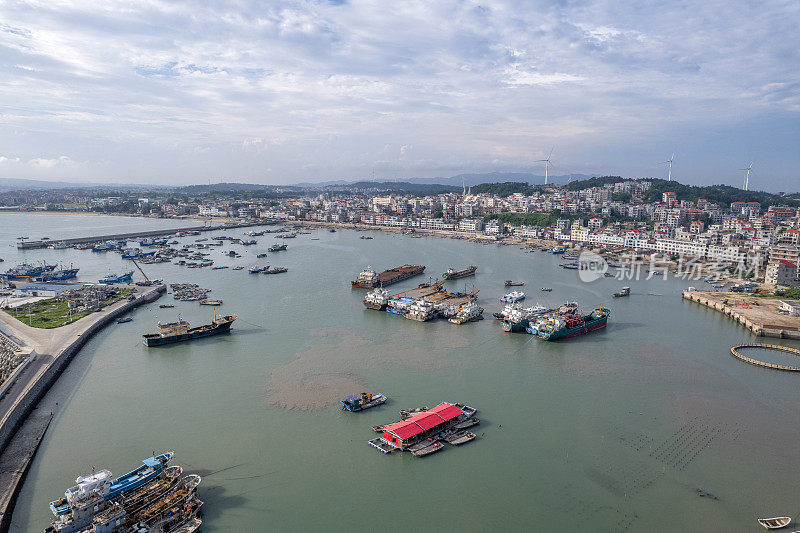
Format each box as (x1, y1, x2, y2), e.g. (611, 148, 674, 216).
(427, 403, 464, 421)
(405, 412, 445, 431)
(383, 420, 424, 440)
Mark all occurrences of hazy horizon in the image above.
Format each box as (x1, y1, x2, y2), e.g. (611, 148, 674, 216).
(1, 1, 798, 189)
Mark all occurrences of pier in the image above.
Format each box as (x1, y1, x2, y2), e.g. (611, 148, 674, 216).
(682, 291, 800, 339)
(0, 284, 166, 530)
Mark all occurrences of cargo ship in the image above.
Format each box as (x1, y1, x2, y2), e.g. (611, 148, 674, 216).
(142, 313, 237, 346)
(535, 307, 610, 340)
(351, 264, 425, 288)
(442, 265, 477, 280)
(47, 452, 174, 532)
(99, 271, 134, 284)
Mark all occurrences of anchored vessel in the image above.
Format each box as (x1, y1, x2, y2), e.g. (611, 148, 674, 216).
(613, 286, 630, 297)
(535, 307, 610, 341)
(351, 264, 425, 288)
(340, 392, 387, 412)
(35, 264, 79, 281)
(99, 271, 134, 284)
(142, 313, 237, 346)
(46, 453, 174, 533)
(363, 288, 391, 310)
(268, 243, 288, 252)
(500, 291, 526, 303)
(448, 302, 484, 324)
(442, 265, 477, 280)
(1, 261, 56, 280)
(501, 304, 552, 332)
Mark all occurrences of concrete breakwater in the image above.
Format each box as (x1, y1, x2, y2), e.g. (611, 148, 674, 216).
(0, 284, 165, 531)
(682, 291, 800, 340)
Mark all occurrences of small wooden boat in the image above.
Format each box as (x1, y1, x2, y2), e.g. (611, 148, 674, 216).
(541, 287, 552, 292)
(400, 406, 429, 420)
(116, 317, 133, 324)
(758, 517, 791, 529)
(504, 280, 525, 287)
(452, 417, 479, 430)
(199, 299, 222, 306)
(232, 266, 244, 270)
(444, 430, 476, 445)
(159, 304, 175, 308)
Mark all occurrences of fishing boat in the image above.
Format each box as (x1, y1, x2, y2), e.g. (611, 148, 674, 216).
(613, 287, 630, 298)
(1, 261, 57, 280)
(549, 247, 567, 254)
(142, 313, 237, 346)
(116, 317, 133, 324)
(442, 265, 477, 280)
(35, 264, 79, 281)
(340, 392, 387, 412)
(91, 243, 115, 252)
(47, 453, 174, 532)
(541, 287, 552, 292)
(363, 288, 391, 310)
(561, 262, 579, 270)
(500, 291, 525, 303)
(504, 280, 524, 287)
(757, 517, 791, 529)
(99, 271, 134, 284)
(405, 299, 436, 321)
(256, 253, 268, 258)
(159, 304, 175, 308)
(493, 303, 519, 320)
(448, 302, 484, 324)
(501, 304, 552, 332)
(241, 239, 257, 245)
(212, 265, 228, 270)
(263, 267, 288, 274)
(536, 307, 610, 341)
(268, 243, 288, 252)
(249, 266, 268, 274)
(199, 299, 222, 306)
(232, 266, 244, 270)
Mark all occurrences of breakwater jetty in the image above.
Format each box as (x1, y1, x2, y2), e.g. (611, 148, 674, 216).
(682, 291, 800, 339)
(0, 284, 165, 531)
(16, 220, 279, 249)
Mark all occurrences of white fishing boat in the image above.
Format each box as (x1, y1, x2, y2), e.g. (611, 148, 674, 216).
(448, 302, 484, 324)
(500, 291, 525, 303)
(405, 299, 436, 322)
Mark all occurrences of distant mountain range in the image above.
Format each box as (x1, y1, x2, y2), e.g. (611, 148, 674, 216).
(296, 172, 591, 188)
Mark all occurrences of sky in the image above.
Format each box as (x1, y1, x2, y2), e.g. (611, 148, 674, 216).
(0, 0, 798, 190)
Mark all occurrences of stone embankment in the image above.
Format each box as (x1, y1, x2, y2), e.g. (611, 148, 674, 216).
(682, 291, 800, 339)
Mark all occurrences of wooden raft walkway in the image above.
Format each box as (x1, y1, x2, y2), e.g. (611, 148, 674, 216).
(729, 343, 800, 372)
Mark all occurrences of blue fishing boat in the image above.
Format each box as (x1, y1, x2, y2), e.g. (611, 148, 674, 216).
(341, 392, 387, 412)
(99, 271, 134, 284)
(35, 264, 79, 281)
(91, 243, 114, 252)
(48, 452, 174, 520)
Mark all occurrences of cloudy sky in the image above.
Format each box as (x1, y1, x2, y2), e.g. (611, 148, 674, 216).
(0, 0, 798, 189)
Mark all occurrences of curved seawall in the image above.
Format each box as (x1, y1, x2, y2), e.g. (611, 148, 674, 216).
(0, 284, 165, 532)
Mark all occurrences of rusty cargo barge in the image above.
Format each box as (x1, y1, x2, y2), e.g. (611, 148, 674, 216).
(351, 264, 426, 288)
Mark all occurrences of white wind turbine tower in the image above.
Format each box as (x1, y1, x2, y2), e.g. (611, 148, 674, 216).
(740, 162, 753, 191)
(538, 147, 554, 185)
(663, 154, 675, 182)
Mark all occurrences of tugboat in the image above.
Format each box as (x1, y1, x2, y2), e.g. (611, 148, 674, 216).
(142, 313, 237, 346)
(340, 392, 387, 412)
(442, 265, 477, 280)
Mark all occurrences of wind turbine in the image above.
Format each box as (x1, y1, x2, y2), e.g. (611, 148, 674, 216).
(663, 154, 675, 182)
(739, 162, 753, 191)
(538, 147, 554, 185)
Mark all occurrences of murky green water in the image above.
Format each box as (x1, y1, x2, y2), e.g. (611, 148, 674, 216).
(4, 214, 800, 532)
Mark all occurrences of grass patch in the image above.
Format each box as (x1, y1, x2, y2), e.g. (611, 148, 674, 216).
(3, 289, 133, 329)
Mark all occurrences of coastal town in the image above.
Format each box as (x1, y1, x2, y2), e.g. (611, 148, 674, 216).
(5, 177, 799, 292)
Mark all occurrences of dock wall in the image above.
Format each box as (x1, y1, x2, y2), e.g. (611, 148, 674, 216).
(0, 285, 165, 455)
(681, 291, 800, 340)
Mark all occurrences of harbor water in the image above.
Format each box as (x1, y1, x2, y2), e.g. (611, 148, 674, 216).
(4, 214, 800, 532)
